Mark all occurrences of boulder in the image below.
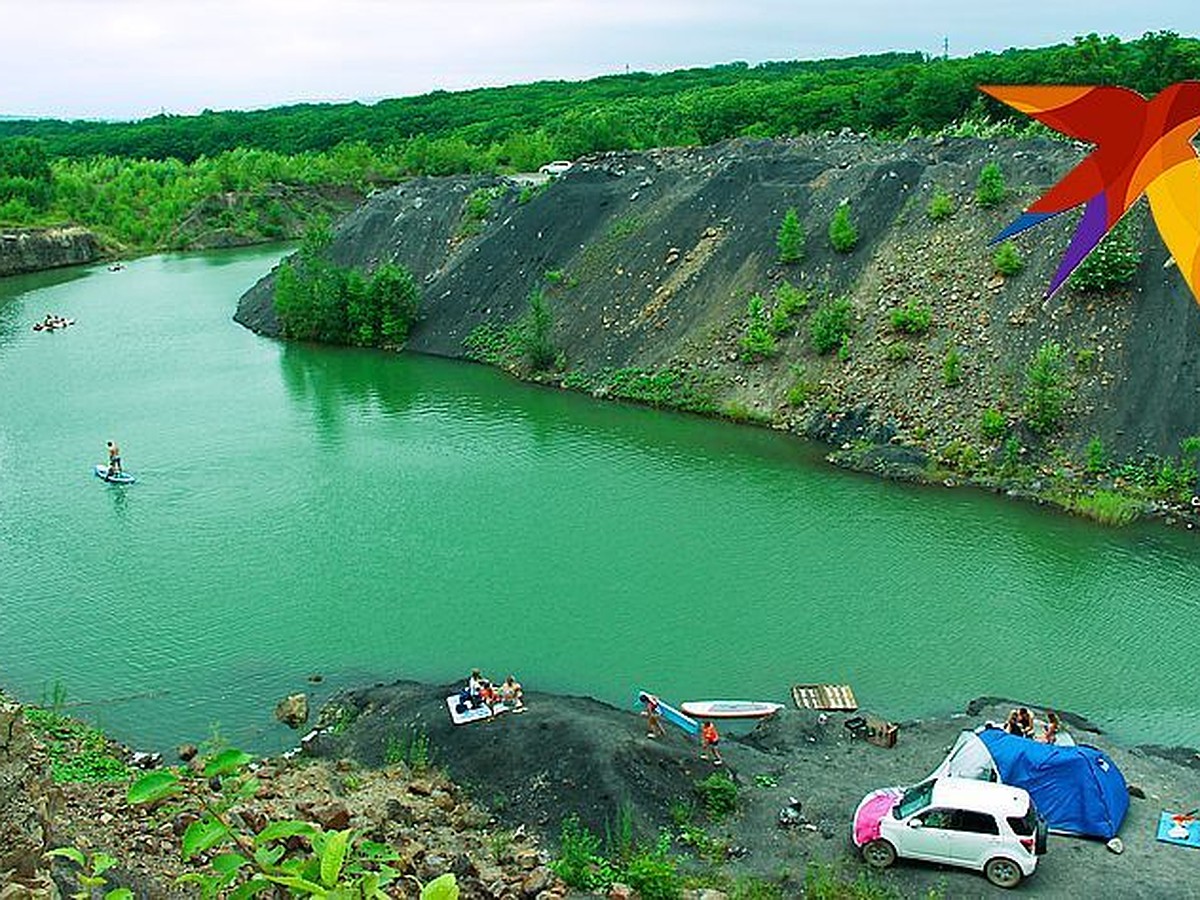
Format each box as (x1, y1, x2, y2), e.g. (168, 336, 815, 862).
(274, 693, 309, 729)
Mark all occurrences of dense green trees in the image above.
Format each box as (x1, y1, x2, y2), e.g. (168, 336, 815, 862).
(2, 32, 1196, 170)
(275, 221, 419, 347)
(1, 31, 1196, 250)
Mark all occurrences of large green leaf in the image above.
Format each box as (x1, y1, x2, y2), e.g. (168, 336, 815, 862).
(319, 829, 351, 888)
(254, 819, 317, 845)
(91, 853, 117, 876)
(203, 748, 253, 778)
(126, 770, 181, 805)
(43, 847, 86, 866)
(421, 873, 460, 900)
(182, 816, 230, 859)
(211, 852, 248, 875)
(104, 890, 134, 900)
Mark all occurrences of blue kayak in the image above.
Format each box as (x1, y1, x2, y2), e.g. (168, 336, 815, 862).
(94, 464, 136, 484)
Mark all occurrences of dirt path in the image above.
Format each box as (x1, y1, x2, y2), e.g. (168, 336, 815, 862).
(309, 682, 1200, 897)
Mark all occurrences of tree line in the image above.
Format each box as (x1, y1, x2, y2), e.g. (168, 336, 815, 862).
(1, 32, 1197, 249)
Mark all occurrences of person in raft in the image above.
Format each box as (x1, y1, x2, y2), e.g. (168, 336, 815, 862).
(700, 720, 723, 765)
(643, 694, 666, 739)
(106, 440, 123, 476)
(499, 674, 524, 710)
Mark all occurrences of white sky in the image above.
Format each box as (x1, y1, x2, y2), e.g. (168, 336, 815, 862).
(2, 0, 1195, 121)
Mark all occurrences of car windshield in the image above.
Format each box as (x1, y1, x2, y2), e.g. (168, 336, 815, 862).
(895, 780, 935, 818)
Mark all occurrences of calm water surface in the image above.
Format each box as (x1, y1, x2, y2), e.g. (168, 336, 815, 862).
(1, 247, 1197, 753)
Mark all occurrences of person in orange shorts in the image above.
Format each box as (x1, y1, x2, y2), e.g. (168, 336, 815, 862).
(700, 720, 723, 765)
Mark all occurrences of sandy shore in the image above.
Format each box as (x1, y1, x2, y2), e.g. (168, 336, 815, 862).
(308, 681, 1200, 898)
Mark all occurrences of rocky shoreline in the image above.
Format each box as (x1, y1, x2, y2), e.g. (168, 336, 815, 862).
(5, 681, 1199, 898)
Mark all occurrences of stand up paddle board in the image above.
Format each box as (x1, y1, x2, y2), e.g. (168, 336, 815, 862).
(638, 690, 699, 737)
(94, 464, 136, 484)
(680, 700, 783, 720)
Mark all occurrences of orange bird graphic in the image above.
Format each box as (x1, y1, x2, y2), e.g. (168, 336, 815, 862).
(980, 82, 1200, 303)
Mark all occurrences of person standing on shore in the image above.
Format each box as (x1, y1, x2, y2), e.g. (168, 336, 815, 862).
(643, 694, 666, 739)
(700, 720, 723, 765)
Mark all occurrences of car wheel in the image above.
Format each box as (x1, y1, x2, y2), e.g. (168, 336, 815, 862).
(862, 839, 896, 869)
(985, 857, 1023, 888)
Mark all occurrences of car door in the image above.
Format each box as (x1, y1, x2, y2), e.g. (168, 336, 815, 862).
(946, 809, 1005, 868)
(899, 807, 956, 864)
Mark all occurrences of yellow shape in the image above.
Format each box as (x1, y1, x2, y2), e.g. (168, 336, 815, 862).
(1147, 159, 1200, 305)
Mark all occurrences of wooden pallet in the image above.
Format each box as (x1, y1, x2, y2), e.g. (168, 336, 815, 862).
(791, 683, 858, 711)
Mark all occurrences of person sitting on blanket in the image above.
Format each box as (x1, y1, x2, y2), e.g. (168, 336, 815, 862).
(480, 679, 499, 715)
(458, 668, 487, 711)
(499, 674, 524, 709)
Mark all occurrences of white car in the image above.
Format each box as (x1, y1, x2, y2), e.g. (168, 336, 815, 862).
(852, 777, 1047, 888)
(537, 160, 573, 176)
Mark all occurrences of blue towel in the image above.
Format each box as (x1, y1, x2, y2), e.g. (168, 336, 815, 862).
(1156, 811, 1200, 849)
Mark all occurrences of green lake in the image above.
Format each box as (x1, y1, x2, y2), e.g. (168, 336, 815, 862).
(1, 246, 1197, 754)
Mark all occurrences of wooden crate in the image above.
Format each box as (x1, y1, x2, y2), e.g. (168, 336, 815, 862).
(865, 715, 899, 748)
(791, 683, 858, 711)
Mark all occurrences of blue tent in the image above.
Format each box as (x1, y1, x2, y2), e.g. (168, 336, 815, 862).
(964, 727, 1129, 839)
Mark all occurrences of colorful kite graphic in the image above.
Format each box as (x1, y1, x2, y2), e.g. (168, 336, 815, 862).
(980, 82, 1200, 304)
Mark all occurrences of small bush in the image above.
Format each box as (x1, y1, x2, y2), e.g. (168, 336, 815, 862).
(776, 207, 805, 263)
(773, 281, 810, 317)
(740, 294, 778, 360)
(992, 240, 1023, 276)
(623, 836, 682, 900)
(976, 162, 1007, 207)
(885, 341, 912, 362)
(810, 297, 855, 354)
(889, 298, 932, 334)
(696, 771, 738, 822)
(980, 407, 1007, 440)
(520, 287, 557, 371)
(943, 346, 962, 387)
(1069, 215, 1141, 292)
(551, 816, 614, 891)
(787, 365, 821, 406)
(1023, 340, 1073, 434)
(829, 203, 858, 253)
(926, 187, 956, 221)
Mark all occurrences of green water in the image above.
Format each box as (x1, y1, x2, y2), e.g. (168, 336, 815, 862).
(1, 246, 1198, 754)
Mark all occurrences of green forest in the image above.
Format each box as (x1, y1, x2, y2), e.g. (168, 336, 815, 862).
(1, 31, 1197, 251)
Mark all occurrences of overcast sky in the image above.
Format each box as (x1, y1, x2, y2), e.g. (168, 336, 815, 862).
(2, 0, 1194, 121)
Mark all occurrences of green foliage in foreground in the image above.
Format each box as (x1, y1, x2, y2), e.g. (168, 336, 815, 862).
(275, 220, 419, 347)
(23, 707, 129, 784)
(127, 752, 460, 899)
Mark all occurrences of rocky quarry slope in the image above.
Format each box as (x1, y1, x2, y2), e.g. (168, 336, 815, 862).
(236, 134, 1200, 497)
(0, 227, 101, 277)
